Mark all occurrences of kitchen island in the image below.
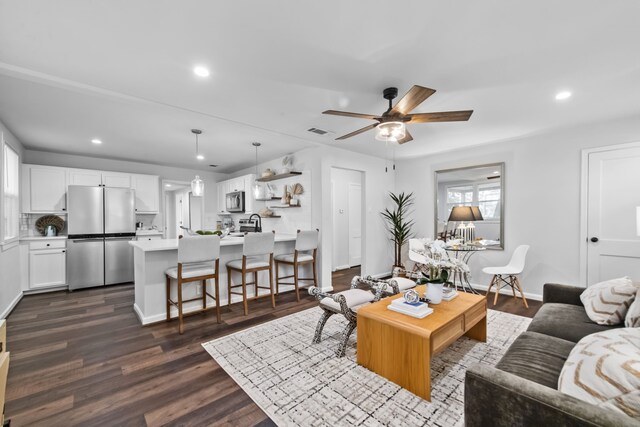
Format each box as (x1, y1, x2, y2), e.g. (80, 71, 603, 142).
(129, 234, 303, 325)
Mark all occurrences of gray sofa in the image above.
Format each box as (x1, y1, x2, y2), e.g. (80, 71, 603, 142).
(464, 283, 638, 427)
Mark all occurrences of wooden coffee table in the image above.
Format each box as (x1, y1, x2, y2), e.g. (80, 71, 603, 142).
(356, 286, 486, 401)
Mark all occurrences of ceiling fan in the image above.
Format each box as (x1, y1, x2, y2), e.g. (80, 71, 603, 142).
(323, 85, 473, 144)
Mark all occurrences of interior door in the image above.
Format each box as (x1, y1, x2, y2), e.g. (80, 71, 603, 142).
(587, 146, 640, 284)
(348, 183, 362, 267)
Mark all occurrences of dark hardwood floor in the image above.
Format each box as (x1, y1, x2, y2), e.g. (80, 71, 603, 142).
(4, 267, 540, 426)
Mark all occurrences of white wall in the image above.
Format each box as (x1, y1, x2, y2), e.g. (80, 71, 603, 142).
(331, 168, 362, 270)
(0, 120, 25, 318)
(230, 144, 395, 290)
(395, 115, 640, 299)
(23, 150, 228, 231)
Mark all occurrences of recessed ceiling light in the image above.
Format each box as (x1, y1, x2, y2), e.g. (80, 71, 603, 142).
(555, 91, 572, 101)
(193, 66, 210, 77)
(165, 184, 172, 188)
(91, 139, 102, 144)
(493, 171, 500, 174)
(196, 154, 204, 160)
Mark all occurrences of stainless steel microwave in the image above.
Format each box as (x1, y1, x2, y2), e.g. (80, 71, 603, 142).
(226, 191, 245, 213)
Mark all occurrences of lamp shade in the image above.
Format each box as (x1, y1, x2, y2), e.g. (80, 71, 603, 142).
(191, 175, 204, 197)
(448, 206, 483, 222)
(470, 206, 484, 221)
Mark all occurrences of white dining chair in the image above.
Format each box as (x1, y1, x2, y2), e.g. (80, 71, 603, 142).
(483, 244, 530, 308)
(274, 229, 319, 302)
(226, 231, 275, 315)
(165, 235, 221, 334)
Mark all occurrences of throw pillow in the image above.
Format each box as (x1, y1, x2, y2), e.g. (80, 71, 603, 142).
(387, 277, 417, 292)
(580, 277, 636, 325)
(558, 328, 640, 420)
(626, 290, 640, 327)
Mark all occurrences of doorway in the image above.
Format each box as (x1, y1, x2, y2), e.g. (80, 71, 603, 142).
(162, 180, 204, 238)
(331, 167, 364, 272)
(582, 143, 640, 284)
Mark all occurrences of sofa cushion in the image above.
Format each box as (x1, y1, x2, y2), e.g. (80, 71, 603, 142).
(527, 303, 620, 343)
(626, 290, 640, 327)
(558, 328, 640, 420)
(581, 276, 637, 325)
(495, 331, 575, 389)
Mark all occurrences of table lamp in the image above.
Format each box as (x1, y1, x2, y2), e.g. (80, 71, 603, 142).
(446, 206, 483, 243)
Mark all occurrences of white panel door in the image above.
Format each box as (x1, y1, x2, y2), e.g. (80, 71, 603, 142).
(348, 183, 362, 267)
(587, 146, 640, 284)
(68, 169, 102, 187)
(28, 166, 67, 212)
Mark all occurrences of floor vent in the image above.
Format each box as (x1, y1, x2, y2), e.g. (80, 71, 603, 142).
(308, 127, 329, 135)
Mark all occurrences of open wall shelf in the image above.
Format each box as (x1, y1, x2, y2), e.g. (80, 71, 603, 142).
(256, 171, 302, 182)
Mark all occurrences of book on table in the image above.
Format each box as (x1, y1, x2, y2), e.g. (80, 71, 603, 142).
(387, 297, 433, 318)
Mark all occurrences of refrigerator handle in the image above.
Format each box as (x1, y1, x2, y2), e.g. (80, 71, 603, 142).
(71, 239, 103, 243)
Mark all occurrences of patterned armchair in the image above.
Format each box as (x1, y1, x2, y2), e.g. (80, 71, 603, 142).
(309, 276, 386, 357)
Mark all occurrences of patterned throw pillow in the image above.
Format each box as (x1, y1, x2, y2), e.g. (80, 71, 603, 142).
(626, 290, 640, 327)
(580, 277, 636, 325)
(558, 328, 640, 420)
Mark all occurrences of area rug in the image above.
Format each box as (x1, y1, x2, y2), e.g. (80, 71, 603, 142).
(202, 307, 530, 426)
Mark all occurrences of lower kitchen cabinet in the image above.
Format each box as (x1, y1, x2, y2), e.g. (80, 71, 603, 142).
(21, 239, 68, 291)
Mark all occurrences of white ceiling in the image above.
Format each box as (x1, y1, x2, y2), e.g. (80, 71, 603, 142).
(0, 1, 639, 173)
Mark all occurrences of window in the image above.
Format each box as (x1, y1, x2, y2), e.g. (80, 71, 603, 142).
(2, 140, 19, 242)
(445, 182, 501, 221)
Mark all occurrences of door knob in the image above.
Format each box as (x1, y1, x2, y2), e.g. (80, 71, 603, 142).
(590, 237, 599, 243)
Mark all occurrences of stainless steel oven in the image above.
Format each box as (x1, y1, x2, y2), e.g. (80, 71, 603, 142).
(226, 191, 245, 213)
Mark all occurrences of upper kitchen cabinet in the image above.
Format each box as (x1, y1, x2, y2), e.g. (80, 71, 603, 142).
(131, 174, 159, 213)
(102, 172, 132, 188)
(68, 169, 102, 187)
(22, 165, 67, 213)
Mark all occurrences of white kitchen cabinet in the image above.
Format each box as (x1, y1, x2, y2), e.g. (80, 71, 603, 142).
(19, 242, 29, 292)
(22, 165, 67, 213)
(68, 168, 102, 187)
(29, 247, 67, 289)
(228, 178, 244, 192)
(217, 181, 228, 213)
(131, 174, 159, 213)
(102, 172, 132, 188)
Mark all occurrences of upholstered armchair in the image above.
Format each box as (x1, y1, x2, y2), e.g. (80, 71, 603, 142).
(309, 276, 386, 357)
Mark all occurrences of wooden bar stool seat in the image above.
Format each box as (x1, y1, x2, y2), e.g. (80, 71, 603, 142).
(275, 229, 319, 302)
(165, 235, 221, 334)
(227, 231, 276, 316)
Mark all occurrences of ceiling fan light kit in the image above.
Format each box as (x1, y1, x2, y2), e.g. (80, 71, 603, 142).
(322, 85, 473, 145)
(375, 121, 406, 142)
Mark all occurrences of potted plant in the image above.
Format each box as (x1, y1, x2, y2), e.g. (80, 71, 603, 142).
(381, 192, 415, 273)
(417, 268, 449, 304)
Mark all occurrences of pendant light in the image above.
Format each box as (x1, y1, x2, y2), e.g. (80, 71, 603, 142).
(191, 129, 204, 197)
(252, 142, 262, 199)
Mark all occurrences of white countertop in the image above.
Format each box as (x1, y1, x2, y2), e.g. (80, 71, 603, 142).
(129, 233, 297, 252)
(20, 235, 68, 241)
(136, 229, 164, 236)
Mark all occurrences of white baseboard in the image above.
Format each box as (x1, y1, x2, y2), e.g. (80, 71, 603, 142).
(369, 271, 392, 280)
(471, 282, 542, 302)
(23, 285, 68, 295)
(332, 264, 351, 271)
(1, 291, 23, 319)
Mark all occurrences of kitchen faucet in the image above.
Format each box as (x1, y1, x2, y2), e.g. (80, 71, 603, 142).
(248, 214, 262, 233)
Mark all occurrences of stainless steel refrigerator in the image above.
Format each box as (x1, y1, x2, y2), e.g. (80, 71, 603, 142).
(67, 185, 136, 290)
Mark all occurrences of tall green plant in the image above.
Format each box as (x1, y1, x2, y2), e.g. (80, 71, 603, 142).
(381, 192, 415, 267)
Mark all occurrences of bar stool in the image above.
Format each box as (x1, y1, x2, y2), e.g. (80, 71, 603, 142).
(227, 231, 275, 315)
(165, 235, 221, 334)
(274, 229, 319, 301)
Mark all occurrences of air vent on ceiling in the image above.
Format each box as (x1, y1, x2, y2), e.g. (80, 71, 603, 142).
(308, 127, 329, 135)
(209, 164, 219, 168)
(487, 175, 500, 180)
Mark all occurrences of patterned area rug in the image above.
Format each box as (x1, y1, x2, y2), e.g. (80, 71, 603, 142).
(202, 307, 530, 426)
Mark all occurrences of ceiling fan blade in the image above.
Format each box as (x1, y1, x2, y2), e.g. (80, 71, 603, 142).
(390, 85, 436, 115)
(407, 110, 474, 123)
(396, 129, 413, 145)
(335, 123, 379, 140)
(323, 110, 381, 120)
